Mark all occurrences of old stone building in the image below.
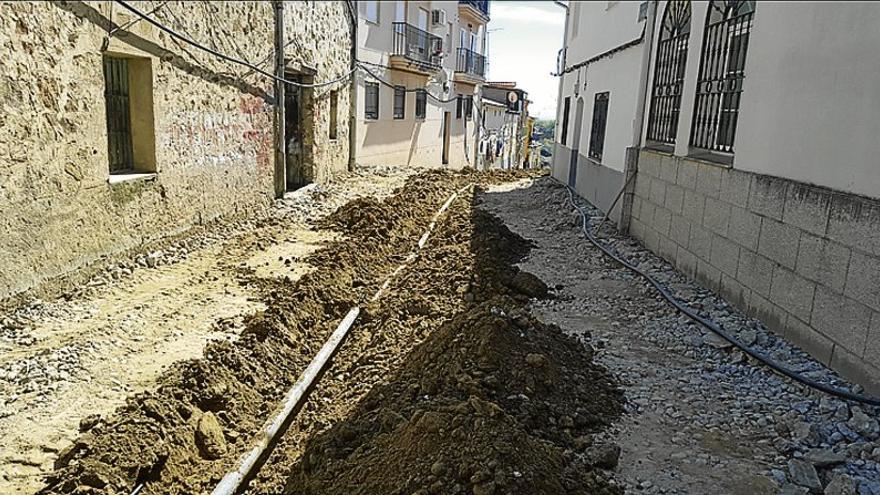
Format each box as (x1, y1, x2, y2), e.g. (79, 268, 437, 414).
(0, 1, 353, 300)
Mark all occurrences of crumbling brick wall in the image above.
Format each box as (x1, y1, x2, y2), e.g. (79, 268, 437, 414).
(0, 1, 352, 299)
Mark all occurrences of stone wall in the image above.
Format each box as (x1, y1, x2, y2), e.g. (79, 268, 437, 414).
(629, 150, 880, 392)
(0, 1, 352, 299)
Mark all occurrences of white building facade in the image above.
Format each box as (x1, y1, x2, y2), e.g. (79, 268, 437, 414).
(553, 0, 880, 392)
(479, 83, 528, 170)
(355, 0, 490, 169)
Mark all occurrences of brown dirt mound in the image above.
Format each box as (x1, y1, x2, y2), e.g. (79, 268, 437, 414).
(282, 208, 624, 495)
(39, 168, 615, 495)
(40, 170, 472, 495)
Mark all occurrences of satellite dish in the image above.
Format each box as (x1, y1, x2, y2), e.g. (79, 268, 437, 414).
(432, 69, 452, 94)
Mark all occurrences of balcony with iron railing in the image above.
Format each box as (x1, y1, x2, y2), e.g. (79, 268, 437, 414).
(391, 22, 443, 74)
(455, 47, 487, 82)
(459, 0, 490, 20)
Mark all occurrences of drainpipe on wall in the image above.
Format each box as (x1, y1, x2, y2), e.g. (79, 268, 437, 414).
(619, 0, 657, 233)
(273, 0, 286, 198)
(347, 0, 358, 172)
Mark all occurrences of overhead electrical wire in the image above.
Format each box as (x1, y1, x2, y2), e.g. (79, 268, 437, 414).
(564, 185, 880, 407)
(113, 0, 358, 89)
(356, 61, 459, 104)
(113, 1, 485, 107)
(113, 0, 495, 166)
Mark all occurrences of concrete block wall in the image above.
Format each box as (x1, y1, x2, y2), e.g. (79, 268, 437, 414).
(630, 150, 880, 392)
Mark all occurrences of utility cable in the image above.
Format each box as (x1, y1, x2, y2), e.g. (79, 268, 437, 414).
(108, 0, 169, 38)
(113, 0, 357, 89)
(564, 185, 880, 407)
(356, 61, 458, 103)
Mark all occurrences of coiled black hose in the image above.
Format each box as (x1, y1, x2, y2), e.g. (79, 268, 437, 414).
(564, 185, 880, 407)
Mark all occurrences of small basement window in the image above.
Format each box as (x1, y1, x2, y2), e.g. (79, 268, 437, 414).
(103, 55, 156, 175)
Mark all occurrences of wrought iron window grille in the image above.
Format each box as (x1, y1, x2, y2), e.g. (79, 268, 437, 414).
(415, 89, 427, 119)
(365, 82, 380, 120)
(394, 85, 405, 119)
(103, 57, 134, 173)
(689, 0, 755, 154)
(646, 0, 691, 145)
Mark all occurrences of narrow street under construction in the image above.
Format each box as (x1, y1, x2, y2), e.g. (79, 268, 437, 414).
(4, 1, 880, 495)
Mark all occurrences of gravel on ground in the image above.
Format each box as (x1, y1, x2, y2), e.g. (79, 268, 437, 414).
(0, 165, 412, 495)
(482, 177, 880, 495)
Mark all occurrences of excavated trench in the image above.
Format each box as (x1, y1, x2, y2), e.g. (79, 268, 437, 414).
(41, 169, 624, 495)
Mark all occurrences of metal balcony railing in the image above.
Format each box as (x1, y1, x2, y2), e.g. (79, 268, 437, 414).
(459, 0, 490, 18)
(456, 47, 486, 78)
(392, 22, 443, 69)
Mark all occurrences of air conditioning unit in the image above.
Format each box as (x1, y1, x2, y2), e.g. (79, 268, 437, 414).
(431, 9, 446, 26)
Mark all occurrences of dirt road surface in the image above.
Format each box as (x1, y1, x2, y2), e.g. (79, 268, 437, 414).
(483, 178, 880, 495)
(5, 170, 880, 495)
(0, 166, 411, 495)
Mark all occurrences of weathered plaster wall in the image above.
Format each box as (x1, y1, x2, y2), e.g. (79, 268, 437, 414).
(356, 70, 475, 169)
(0, 1, 352, 299)
(630, 150, 880, 392)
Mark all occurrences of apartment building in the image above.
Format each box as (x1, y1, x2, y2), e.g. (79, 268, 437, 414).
(355, 0, 490, 168)
(0, 1, 353, 300)
(479, 82, 529, 169)
(553, 0, 880, 391)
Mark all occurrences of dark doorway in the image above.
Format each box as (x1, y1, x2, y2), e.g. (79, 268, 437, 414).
(285, 71, 314, 191)
(568, 97, 585, 188)
(442, 111, 451, 165)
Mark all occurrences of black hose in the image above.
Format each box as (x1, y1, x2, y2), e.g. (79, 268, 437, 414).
(564, 185, 880, 407)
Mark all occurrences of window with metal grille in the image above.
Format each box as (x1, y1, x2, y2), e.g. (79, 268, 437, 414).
(393, 85, 405, 119)
(104, 57, 134, 173)
(365, 82, 379, 120)
(690, 0, 755, 154)
(589, 92, 609, 161)
(415, 89, 427, 119)
(647, 0, 691, 145)
(560, 96, 571, 145)
(329, 90, 338, 140)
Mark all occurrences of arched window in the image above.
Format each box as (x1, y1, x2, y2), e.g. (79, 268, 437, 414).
(690, 0, 756, 153)
(646, 0, 691, 145)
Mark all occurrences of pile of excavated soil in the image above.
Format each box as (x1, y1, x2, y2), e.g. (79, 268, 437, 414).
(282, 205, 624, 495)
(285, 300, 624, 495)
(40, 170, 473, 495)
(41, 167, 617, 495)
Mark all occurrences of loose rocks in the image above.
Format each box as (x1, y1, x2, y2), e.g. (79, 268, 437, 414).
(195, 412, 227, 460)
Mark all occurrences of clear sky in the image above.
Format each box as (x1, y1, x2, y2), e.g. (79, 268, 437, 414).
(486, 0, 566, 120)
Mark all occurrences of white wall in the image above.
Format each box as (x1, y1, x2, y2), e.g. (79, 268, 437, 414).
(567, 1, 643, 63)
(637, 1, 880, 200)
(734, 2, 880, 199)
(355, 1, 481, 168)
(557, 0, 645, 173)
